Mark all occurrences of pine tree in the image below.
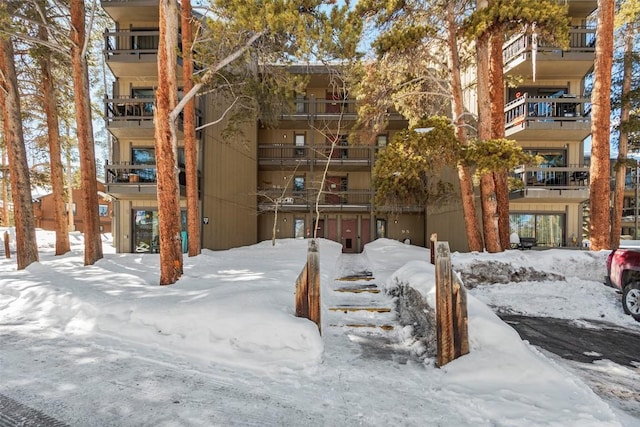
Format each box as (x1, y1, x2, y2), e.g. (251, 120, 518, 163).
(70, 0, 103, 265)
(0, 36, 39, 269)
(589, 0, 615, 250)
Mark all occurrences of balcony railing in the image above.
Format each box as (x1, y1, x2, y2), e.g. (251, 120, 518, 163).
(105, 96, 155, 124)
(258, 144, 375, 167)
(104, 96, 202, 130)
(105, 162, 193, 184)
(503, 26, 596, 65)
(504, 93, 591, 132)
(512, 164, 590, 190)
(258, 189, 374, 210)
(104, 29, 162, 59)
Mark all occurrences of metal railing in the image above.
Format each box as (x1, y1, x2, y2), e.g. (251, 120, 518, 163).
(503, 26, 596, 64)
(504, 93, 591, 131)
(258, 144, 374, 162)
(512, 164, 590, 190)
(105, 162, 192, 185)
(257, 189, 374, 209)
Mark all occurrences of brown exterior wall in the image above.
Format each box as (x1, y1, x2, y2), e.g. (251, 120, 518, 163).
(33, 182, 112, 234)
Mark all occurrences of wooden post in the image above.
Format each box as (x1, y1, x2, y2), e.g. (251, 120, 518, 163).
(430, 233, 438, 265)
(435, 241, 454, 366)
(295, 239, 321, 334)
(3, 231, 9, 259)
(434, 240, 469, 367)
(307, 239, 321, 334)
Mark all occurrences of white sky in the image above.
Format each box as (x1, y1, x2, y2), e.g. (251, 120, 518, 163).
(0, 230, 638, 426)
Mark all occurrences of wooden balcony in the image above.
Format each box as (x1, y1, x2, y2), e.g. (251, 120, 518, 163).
(104, 29, 182, 77)
(503, 26, 596, 79)
(278, 99, 404, 124)
(104, 97, 201, 139)
(105, 162, 196, 200)
(510, 164, 590, 203)
(504, 94, 592, 141)
(257, 144, 375, 171)
(258, 189, 374, 212)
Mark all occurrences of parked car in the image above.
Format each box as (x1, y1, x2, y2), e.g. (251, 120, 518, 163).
(605, 249, 640, 322)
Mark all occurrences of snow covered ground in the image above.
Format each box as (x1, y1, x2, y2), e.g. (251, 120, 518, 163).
(0, 229, 638, 426)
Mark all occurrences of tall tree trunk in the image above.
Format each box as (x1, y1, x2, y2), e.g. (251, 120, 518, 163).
(447, 0, 483, 252)
(0, 37, 39, 269)
(476, 1, 501, 253)
(1, 148, 8, 226)
(65, 128, 75, 232)
(611, 24, 634, 248)
(182, 0, 200, 257)
(70, 0, 103, 264)
(489, 29, 510, 250)
(157, 0, 183, 285)
(38, 23, 70, 256)
(589, 0, 614, 251)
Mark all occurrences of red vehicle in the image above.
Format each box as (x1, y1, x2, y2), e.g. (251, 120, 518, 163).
(606, 249, 640, 322)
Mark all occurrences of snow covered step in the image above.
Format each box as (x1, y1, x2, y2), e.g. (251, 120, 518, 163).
(328, 305, 392, 313)
(329, 322, 395, 331)
(333, 283, 380, 294)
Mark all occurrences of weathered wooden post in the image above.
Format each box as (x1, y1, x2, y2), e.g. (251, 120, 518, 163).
(295, 239, 321, 333)
(435, 241, 469, 367)
(3, 231, 9, 259)
(430, 233, 437, 265)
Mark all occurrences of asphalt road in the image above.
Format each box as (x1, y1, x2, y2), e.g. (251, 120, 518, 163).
(501, 314, 640, 420)
(500, 314, 640, 367)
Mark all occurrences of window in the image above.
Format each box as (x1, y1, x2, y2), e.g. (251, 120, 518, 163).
(295, 134, 305, 156)
(376, 135, 388, 148)
(131, 88, 154, 115)
(376, 219, 386, 239)
(293, 176, 305, 192)
(99, 204, 109, 217)
(295, 94, 306, 113)
(294, 218, 305, 239)
(66, 202, 76, 215)
(132, 209, 187, 253)
(131, 147, 185, 182)
(524, 149, 567, 186)
(510, 213, 565, 247)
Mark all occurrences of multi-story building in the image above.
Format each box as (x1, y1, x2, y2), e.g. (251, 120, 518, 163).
(422, 2, 598, 250)
(101, 0, 257, 253)
(500, 1, 597, 247)
(255, 65, 422, 252)
(101, 0, 599, 253)
(100, 2, 422, 254)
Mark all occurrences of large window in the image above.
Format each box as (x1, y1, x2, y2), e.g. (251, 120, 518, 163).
(524, 148, 567, 186)
(510, 213, 565, 247)
(133, 209, 187, 253)
(131, 147, 185, 182)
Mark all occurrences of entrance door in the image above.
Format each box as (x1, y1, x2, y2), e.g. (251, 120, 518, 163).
(342, 219, 357, 253)
(361, 218, 371, 248)
(327, 219, 338, 242)
(314, 219, 324, 239)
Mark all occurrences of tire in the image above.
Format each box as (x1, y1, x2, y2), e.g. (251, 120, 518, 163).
(622, 282, 640, 322)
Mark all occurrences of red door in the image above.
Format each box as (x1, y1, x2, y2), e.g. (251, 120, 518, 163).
(327, 219, 338, 243)
(342, 219, 357, 253)
(361, 218, 371, 249)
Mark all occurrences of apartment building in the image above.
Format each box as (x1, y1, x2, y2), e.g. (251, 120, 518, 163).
(101, 0, 257, 254)
(101, 0, 599, 253)
(498, 1, 597, 247)
(256, 65, 421, 253)
(418, 1, 599, 250)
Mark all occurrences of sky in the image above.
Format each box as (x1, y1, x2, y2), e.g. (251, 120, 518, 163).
(0, 230, 639, 426)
